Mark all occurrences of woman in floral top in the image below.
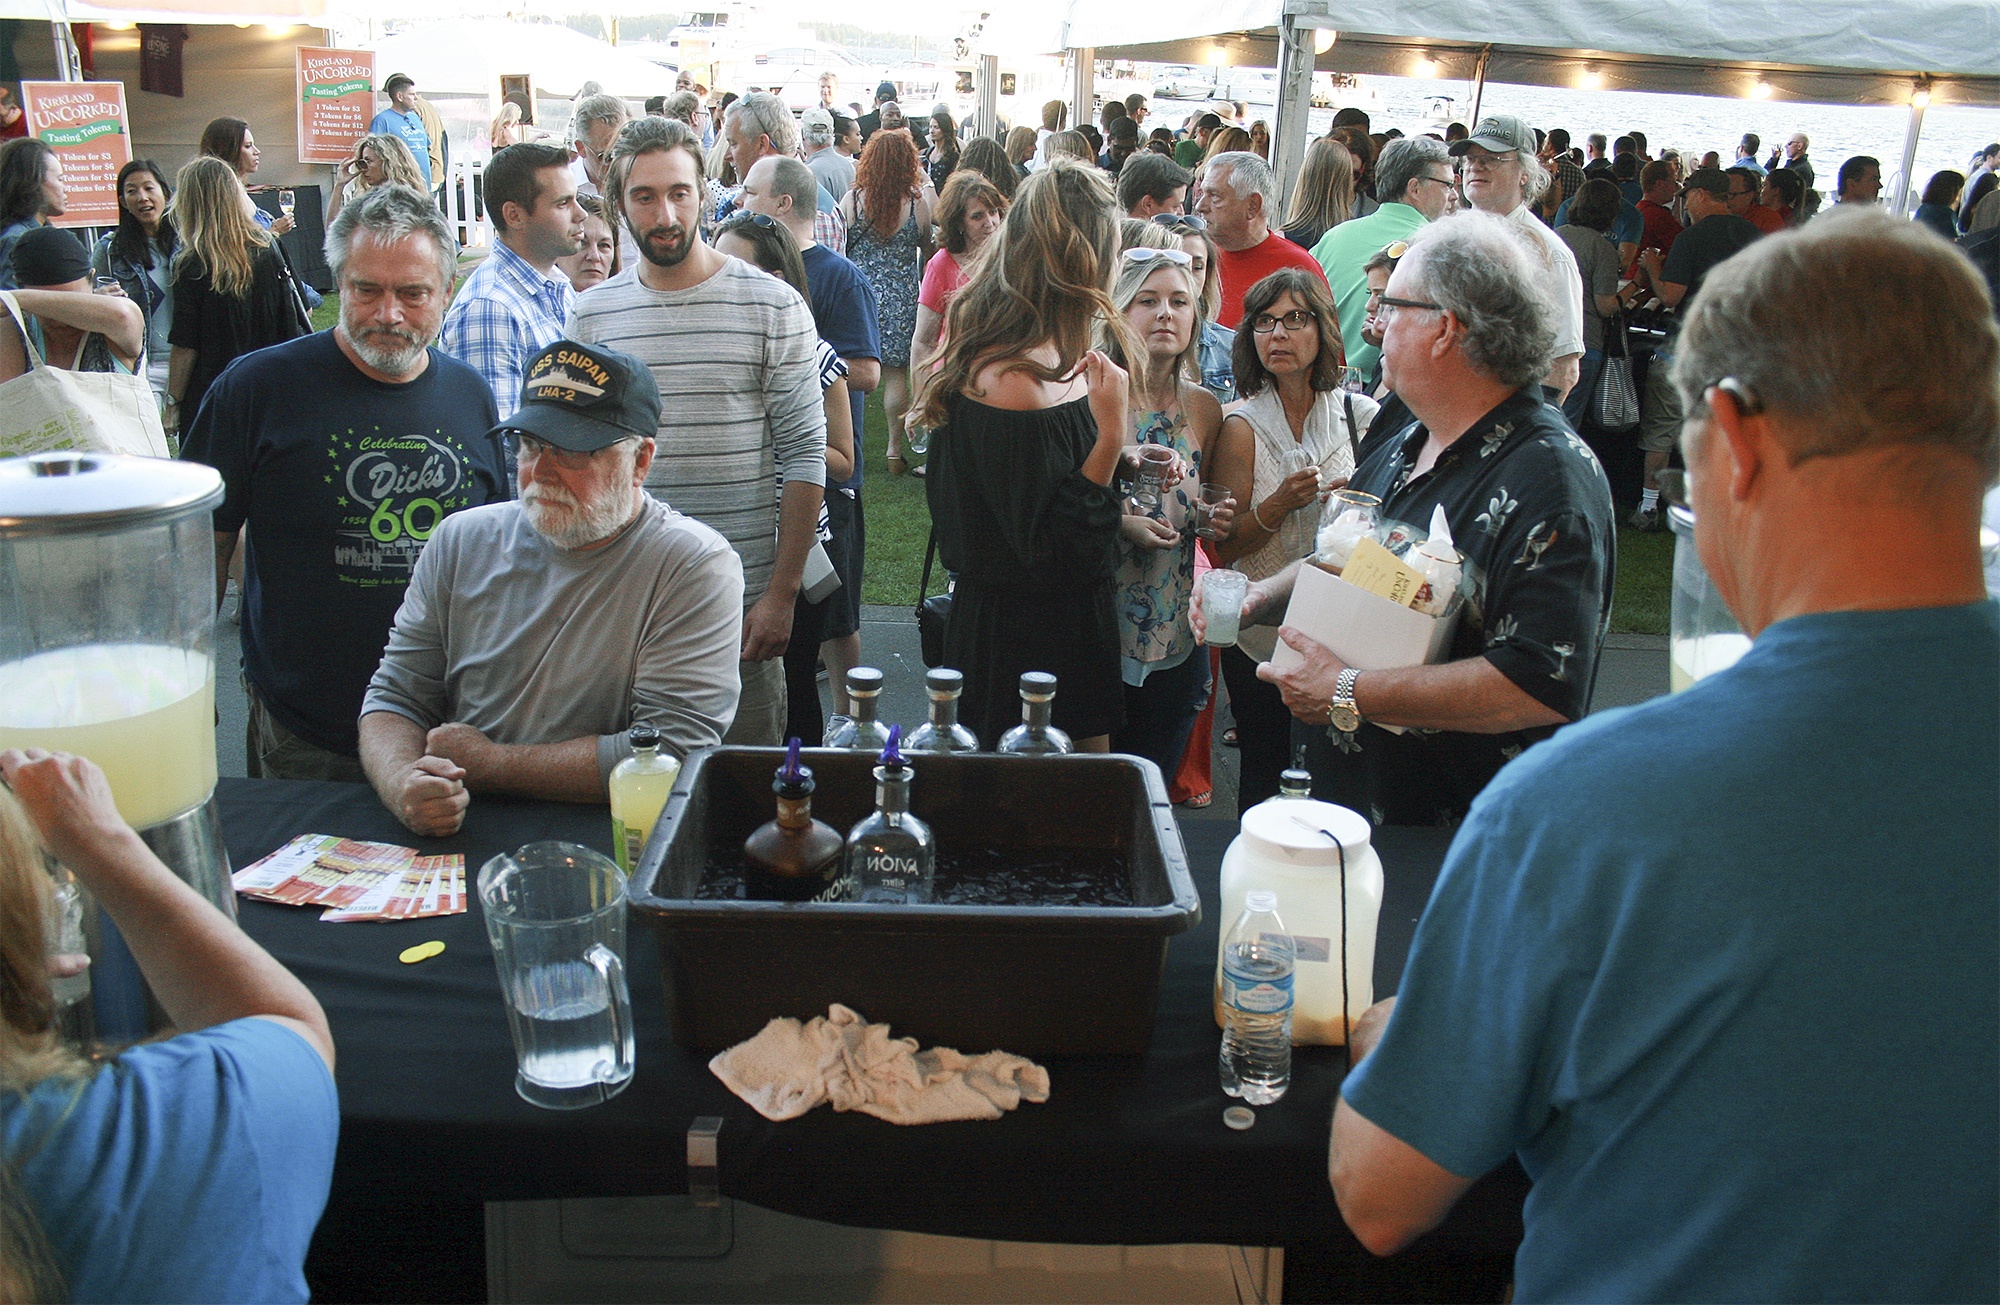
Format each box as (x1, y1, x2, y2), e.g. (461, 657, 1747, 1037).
(1102, 238, 1235, 776)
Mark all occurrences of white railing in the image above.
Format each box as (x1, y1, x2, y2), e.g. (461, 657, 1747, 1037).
(444, 158, 492, 250)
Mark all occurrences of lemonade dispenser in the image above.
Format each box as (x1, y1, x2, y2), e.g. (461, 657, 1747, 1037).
(0, 452, 230, 1032)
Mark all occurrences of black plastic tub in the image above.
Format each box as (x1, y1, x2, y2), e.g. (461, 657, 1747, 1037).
(626, 747, 1202, 1056)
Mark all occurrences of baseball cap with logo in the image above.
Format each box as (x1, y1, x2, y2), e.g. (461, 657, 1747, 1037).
(1449, 114, 1535, 158)
(497, 341, 661, 453)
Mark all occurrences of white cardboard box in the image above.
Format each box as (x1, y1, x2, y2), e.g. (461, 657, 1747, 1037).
(1268, 564, 1461, 733)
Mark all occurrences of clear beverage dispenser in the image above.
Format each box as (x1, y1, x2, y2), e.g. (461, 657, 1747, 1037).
(1666, 504, 1751, 691)
(0, 451, 231, 1035)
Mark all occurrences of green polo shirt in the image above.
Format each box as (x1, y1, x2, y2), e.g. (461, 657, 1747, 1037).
(1308, 201, 1428, 376)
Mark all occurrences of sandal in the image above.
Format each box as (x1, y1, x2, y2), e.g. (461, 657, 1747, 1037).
(1221, 727, 1240, 748)
(911, 463, 927, 478)
(1180, 790, 1213, 809)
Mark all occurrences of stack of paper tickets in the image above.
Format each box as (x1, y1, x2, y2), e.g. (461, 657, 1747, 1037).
(232, 834, 467, 922)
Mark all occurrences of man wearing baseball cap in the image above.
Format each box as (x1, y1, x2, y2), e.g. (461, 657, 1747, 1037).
(800, 106, 853, 201)
(1629, 166, 1762, 529)
(858, 81, 898, 143)
(359, 340, 746, 837)
(1450, 114, 1586, 404)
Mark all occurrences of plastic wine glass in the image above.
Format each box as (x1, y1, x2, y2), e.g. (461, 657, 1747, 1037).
(278, 188, 296, 218)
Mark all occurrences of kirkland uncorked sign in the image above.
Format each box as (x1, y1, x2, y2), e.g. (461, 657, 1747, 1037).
(22, 82, 130, 228)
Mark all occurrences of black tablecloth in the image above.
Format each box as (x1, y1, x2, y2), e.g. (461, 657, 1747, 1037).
(221, 778, 1524, 1281)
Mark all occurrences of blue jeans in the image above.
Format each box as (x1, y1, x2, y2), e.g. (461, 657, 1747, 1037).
(1562, 348, 1605, 429)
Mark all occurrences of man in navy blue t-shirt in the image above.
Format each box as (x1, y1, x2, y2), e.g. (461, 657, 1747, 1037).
(1327, 210, 1998, 1301)
(182, 185, 507, 780)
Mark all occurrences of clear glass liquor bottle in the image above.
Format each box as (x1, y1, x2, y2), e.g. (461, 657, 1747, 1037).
(823, 667, 894, 751)
(845, 725, 935, 904)
(906, 667, 980, 753)
(997, 671, 1073, 755)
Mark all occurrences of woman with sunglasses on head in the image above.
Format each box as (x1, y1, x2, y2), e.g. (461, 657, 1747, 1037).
(1099, 234, 1238, 777)
(917, 159, 1133, 750)
(1208, 267, 1377, 807)
(1151, 212, 1236, 403)
(325, 133, 424, 223)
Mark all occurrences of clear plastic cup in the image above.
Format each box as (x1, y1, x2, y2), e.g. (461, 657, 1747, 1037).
(1203, 569, 1249, 647)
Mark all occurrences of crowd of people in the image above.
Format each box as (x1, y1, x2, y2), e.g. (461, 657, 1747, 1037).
(0, 68, 1995, 1304)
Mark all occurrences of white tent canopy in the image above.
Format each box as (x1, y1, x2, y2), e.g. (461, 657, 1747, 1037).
(360, 18, 678, 102)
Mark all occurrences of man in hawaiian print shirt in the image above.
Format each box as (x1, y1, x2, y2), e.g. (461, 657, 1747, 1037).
(1231, 211, 1616, 824)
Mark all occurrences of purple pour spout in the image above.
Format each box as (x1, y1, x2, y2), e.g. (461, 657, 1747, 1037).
(780, 737, 806, 782)
(881, 723, 904, 766)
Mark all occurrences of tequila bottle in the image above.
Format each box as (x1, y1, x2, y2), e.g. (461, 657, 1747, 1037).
(742, 738, 845, 901)
(845, 725, 935, 904)
(823, 667, 894, 751)
(906, 668, 980, 753)
(997, 672, 1073, 755)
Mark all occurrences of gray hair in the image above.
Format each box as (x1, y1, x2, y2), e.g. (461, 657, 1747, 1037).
(1207, 150, 1276, 217)
(728, 92, 799, 157)
(662, 90, 701, 124)
(325, 183, 456, 291)
(571, 93, 629, 143)
(800, 114, 833, 148)
(1672, 208, 1999, 479)
(1401, 211, 1554, 389)
(1375, 136, 1450, 206)
(763, 156, 819, 218)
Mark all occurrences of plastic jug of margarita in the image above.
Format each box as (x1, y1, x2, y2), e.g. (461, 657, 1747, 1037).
(0, 451, 230, 1038)
(1666, 504, 1751, 690)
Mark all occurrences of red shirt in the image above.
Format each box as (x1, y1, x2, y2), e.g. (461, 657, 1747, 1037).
(918, 248, 967, 314)
(1744, 204, 1786, 235)
(1637, 199, 1682, 256)
(1216, 231, 1328, 330)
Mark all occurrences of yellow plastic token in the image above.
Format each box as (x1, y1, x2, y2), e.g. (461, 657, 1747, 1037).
(398, 940, 446, 964)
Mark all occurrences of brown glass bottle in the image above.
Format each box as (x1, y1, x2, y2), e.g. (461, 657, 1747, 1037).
(743, 739, 844, 901)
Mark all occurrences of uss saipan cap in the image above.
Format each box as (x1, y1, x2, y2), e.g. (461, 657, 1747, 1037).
(496, 341, 661, 453)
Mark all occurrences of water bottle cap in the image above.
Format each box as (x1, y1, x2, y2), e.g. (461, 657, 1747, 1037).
(846, 666, 885, 694)
(1245, 889, 1277, 912)
(628, 722, 661, 749)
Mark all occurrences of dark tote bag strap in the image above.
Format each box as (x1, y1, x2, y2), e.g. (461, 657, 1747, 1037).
(1342, 392, 1360, 466)
(918, 526, 938, 609)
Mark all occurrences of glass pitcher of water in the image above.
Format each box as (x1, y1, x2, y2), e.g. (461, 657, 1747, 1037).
(478, 842, 635, 1109)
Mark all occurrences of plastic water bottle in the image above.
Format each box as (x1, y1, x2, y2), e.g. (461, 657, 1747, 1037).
(1219, 889, 1294, 1104)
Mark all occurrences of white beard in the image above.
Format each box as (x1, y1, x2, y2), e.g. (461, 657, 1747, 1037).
(521, 482, 638, 550)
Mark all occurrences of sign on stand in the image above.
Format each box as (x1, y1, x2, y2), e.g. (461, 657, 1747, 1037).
(21, 82, 131, 229)
(297, 47, 375, 166)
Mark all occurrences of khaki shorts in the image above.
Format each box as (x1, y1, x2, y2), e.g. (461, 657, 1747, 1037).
(244, 673, 367, 783)
(1637, 360, 1682, 455)
(721, 656, 786, 747)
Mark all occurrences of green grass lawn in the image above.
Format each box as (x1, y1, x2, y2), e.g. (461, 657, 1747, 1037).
(311, 287, 1673, 634)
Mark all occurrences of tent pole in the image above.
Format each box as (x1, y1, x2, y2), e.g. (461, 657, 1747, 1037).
(1468, 45, 1492, 125)
(976, 53, 1000, 141)
(1892, 92, 1927, 217)
(1271, 13, 1315, 215)
(1069, 47, 1094, 139)
(51, 21, 81, 82)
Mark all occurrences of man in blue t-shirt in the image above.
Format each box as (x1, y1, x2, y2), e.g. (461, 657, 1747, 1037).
(182, 185, 507, 781)
(1326, 210, 1999, 1302)
(370, 73, 432, 189)
(741, 154, 881, 714)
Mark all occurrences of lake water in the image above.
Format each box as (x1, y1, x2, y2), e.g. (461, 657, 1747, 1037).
(1168, 76, 2000, 205)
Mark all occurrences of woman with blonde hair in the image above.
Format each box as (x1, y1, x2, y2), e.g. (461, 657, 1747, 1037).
(1005, 125, 1037, 178)
(1099, 242, 1235, 775)
(489, 100, 525, 151)
(326, 132, 424, 222)
(918, 159, 1134, 749)
(1044, 129, 1096, 167)
(1280, 136, 1357, 250)
(0, 749, 335, 1304)
(164, 155, 308, 433)
(841, 128, 933, 472)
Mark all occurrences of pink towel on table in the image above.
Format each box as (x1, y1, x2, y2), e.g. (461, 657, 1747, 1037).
(709, 1004, 1051, 1125)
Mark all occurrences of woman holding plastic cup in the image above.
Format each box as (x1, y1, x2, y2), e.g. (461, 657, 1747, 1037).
(1208, 268, 1378, 808)
(1099, 240, 1236, 775)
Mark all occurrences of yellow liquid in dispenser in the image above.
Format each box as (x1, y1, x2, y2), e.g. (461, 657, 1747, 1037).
(0, 644, 217, 828)
(609, 751, 680, 874)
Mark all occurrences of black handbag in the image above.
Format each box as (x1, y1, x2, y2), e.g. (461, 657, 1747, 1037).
(917, 527, 951, 668)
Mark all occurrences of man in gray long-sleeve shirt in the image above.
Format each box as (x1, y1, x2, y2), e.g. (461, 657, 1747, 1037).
(568, 115, 826, 748)
(360, 341, 743, 837)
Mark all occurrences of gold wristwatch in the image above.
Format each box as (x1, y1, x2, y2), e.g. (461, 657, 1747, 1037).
(1328, 666, 1362, 733)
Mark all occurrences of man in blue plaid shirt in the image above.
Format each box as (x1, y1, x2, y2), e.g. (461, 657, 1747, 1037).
(439, 143, 586, 485)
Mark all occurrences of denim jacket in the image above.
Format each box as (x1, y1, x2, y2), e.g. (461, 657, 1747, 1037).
(1198, 319, 1236, 404)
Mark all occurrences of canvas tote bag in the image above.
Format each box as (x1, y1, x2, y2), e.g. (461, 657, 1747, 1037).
(0, 289, 169, 460)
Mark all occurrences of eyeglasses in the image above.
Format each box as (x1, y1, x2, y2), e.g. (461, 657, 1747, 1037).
(738, 212, 781, 230)
(1378, 295, 1443, 317)
(1458, 151, 1517, 172)
(1123, 246, 1193, 267)
(1378, 240, 1409, 260)
(1250, 309, 1317, 333)
(1150, 212, 1206, 232)
(1409, 175, 1455, 191)
(510, 431, 615, 470)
